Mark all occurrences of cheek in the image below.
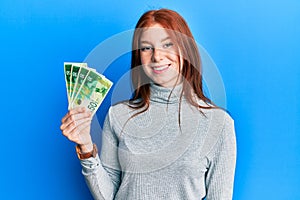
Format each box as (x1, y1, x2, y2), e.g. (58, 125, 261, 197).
(142, 65, 152, 79)
(167, 54, 180, 69)
(140, 54, 151, 65)
(165, 50, 179, 62)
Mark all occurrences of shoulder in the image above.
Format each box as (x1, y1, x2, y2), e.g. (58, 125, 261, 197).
(208, 107, 234, 128)
(106, 101, 130, 121)
(204, 106, 235, 137)
(199, 106, 236, 156)
(106, 101, 137, 130)
(110, 100, 130, 113)
(196, 98, 234, 127)
(109, 99, 147, 116)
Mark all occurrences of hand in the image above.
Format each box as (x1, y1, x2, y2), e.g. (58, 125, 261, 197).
(60, 107, 93, 152)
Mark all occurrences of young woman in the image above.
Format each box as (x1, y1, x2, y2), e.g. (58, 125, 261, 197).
(60, 8, 236, 200)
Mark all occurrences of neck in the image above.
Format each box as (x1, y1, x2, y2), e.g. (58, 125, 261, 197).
(149, 82, 183, 104)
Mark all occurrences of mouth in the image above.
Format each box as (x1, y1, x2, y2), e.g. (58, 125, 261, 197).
(151, 64, 171, 74)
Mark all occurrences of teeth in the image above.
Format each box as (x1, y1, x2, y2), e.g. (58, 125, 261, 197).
(153, 65, 169, 71)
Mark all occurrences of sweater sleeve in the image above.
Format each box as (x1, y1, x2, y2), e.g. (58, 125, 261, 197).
(80, 107, 121, 200)
(205, 115, 237, 200)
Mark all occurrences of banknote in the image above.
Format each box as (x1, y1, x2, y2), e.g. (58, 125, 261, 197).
(66, 64, 113, 114)
(70, 66, 96, 103)
(70, 67, 89, 103)
(64, 63, 72, 103)
(64, 62, 88, 99)
(71, 71, 113, 114)
(69, 63, 88, 101)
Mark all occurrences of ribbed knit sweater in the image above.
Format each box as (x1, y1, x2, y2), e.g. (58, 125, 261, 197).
(80, 83, 236, 200)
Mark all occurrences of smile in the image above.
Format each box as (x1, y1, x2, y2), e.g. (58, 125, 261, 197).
(152, 64, 170, 74)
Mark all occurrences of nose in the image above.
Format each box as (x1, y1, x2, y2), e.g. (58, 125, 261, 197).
(152, 48, 163, 62)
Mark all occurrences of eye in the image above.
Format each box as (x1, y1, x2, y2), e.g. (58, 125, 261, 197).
(163, 42, 174, 48)
(140, 46, 153, 52)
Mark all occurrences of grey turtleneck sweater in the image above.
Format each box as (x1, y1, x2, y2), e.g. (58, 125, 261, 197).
(80, 83, 236, 200)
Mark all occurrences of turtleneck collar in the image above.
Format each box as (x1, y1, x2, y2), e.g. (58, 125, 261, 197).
(149, 82, 184, 104)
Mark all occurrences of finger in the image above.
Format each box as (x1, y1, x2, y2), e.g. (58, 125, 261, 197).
(65, 120, 92, 143)
(61, 107, 84, 123)
(63, 111, 91, 129)
(61, 116, 91, 136)
(61, 107, 85, 123)
(67, 116, 92, 131)
(60, 109, 91, 130)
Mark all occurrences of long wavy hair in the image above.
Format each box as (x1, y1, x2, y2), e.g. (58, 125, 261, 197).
(129, 9, 216, 120)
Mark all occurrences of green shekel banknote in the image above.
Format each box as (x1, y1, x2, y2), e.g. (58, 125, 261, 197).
(69, 63, 88, 100)
(63, 63, 72, 103)
(69, 65, 81, 100)
(70, 67, 89, 103)
(64, 62, 113, 115)
(64, 62, 88, 102)
(70, 66, 96, 103)
(71, 70, 113, 114)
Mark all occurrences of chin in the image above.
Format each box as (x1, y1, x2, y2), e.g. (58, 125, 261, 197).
(151, 78, 177, 88)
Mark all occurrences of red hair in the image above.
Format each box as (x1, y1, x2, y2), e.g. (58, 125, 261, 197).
(129, 8, 215, 117)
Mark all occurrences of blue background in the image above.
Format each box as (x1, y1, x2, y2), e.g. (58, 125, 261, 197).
(1, 0, 299, 199)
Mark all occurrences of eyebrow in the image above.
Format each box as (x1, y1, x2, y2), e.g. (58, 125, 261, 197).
(140, 36, 171, 44)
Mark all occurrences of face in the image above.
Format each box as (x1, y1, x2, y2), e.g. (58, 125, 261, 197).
(139, 23, 182, 88)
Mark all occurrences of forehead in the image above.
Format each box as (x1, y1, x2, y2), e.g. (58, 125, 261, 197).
(140, 23, 171, 42)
